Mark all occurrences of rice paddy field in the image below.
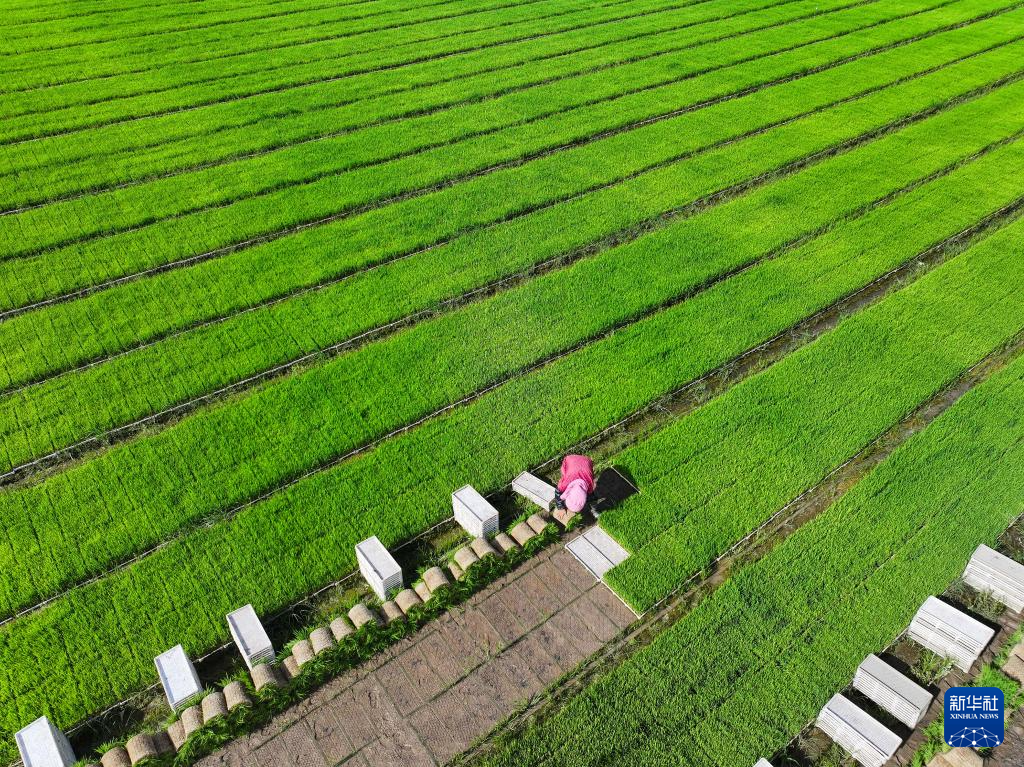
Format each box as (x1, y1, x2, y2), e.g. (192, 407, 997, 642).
(3, 0, 1024, 763)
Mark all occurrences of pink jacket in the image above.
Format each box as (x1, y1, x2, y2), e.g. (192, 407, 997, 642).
(557, 455, 595, 494)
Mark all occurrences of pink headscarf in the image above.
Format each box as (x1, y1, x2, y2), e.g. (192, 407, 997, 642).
(562, 478, 590, 513)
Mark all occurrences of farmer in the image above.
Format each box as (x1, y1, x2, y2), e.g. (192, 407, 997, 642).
(552, 454, 596, 517)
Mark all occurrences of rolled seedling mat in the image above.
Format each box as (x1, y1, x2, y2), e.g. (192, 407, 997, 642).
(251, 662, 282, 692)
(125, 733, 157, 764)
(453, 547, 478, 570)
(348, 603, 380, 629)
(494, 532, 519, 553)
(1005, 655, 1024, 682)
(414, 581, 432, 602)
(202, 691, 228, 723)
(423, 567, 450, 592)
(381, 600, 404, 624)
(310, 627, 335, 655)
(151, 731, 174, 756)
(280, 655, 298, 680)
(167, 721, 186, 751)
(526, 514, 549, 534)
(395, 589, 422, 614)
(510, 522, 536, 546)
(553, 508, 578, 528)
(224, 680, 253, 711)
(471, 537, 498, 559)
(292, 639, 315, 667)
(330, 616, 355, 641)
(181, 705, 204, 738)
(100, 746, 131, 767)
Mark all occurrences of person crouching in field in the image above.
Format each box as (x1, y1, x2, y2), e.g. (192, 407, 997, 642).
(551, 454, 595, 523)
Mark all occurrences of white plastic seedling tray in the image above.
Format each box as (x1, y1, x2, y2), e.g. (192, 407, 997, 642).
(15, 716, 76, 767)
(908, 597, 994, 672)
(565, 527, 629, 581)
(817, 694, 901, 767)
(452, 485, 500, 538)
(227, 604, 275, 670)
(356, 535, 403, 601)
(964, 544, 1024, 612)
(512, 471, 557, 509)
(155, 644, 202, 711)
(853, 654, 932, 728)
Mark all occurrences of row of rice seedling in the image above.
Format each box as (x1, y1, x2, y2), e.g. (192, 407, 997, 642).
(473, 305, 1024, 767)
(0, 0, 588, 84)
(2, 0, 937, 218)
(600, 204, 1024, 611)
(2, 0, 904, 203)
(0, 0, 882, 253)
(4, 19, 1018, 391)
(0, 0, 344, 41)
(5, 0, 999, 260)
(2, 62, 1022, 482)
(3, 0, 613, 118)
(2, 157, 1022, 763)
(0, 0, 715, 138)
(0, 0, 481, 56)
(5, 76, 1021, 612)
(0, 0, 816, 203)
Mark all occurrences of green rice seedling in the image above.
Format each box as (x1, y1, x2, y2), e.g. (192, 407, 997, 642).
(3, 183, 1024, 756)
(0, 0, 970, 248)
(4, 83, 1024, 618)
(0, 0, 755, 139)
(912, 648, 956, 686)
(474, 324, 1024, 767)
(5, 54, 1024, 475)
(0, 0, 956, 209)
(5, 25, 1024, 414)
(0, 0, 845, 188)
(5, 2, 1021, 313)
